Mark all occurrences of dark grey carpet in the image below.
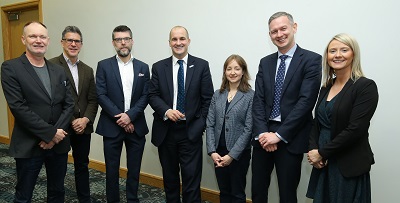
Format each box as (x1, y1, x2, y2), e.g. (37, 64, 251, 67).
(0, 143, 212, 202)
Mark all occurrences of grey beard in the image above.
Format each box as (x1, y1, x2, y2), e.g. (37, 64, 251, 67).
(116, 48, 131, 57)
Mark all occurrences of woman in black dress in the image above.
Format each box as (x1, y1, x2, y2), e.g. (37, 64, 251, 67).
(306, 33, 379, 203)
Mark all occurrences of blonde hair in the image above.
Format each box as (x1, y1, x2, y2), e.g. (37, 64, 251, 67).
(322, 33, 364, 87)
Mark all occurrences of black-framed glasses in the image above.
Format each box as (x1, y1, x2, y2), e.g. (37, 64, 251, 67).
(62, 38, 82, 45)
(113, 37, 132, 43)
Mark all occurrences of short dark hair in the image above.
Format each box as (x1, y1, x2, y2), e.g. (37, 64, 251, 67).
(62, 26, 83, 42)
(112, 25, 132, 40)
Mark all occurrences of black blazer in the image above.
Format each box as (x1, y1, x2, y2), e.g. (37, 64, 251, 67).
(1, 53, 74, 158)
(252, 45, 322, 154)
(309, 77, 379, 177)
(149, 54, 214, 146)
(49, 54, 98, 134)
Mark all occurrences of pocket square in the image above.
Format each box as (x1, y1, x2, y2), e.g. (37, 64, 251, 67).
(189, 65, 194, 68)
(138, 73, 145, 77)
(62, 81, 66, 86)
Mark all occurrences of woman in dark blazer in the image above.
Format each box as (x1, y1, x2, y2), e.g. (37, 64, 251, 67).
(306, 33, 379, 203)
(206, 54, 254, 203)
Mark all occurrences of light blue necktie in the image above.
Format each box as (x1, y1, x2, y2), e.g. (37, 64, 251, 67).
(270, 55, 288, 119)
(177, 60, 185, 113)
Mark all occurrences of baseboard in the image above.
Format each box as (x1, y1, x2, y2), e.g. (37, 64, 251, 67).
(0, 135, 10, 144)
(68, 154, 252, 203)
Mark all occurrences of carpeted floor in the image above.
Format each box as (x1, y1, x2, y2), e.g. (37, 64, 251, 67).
(0, 143, 211, 202)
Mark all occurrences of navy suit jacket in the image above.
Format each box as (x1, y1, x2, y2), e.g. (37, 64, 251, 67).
(252, 45, 322, 154)
(149, 54, 214, 146)
(95, 56, 149, 137)
(309, 77, 378, 177)
(1, 53, 74, 158)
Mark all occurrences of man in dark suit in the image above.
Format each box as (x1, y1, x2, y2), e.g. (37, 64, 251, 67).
(251, 12, 322, 203)
(49, 25, 97, 203)
(96, 25, 149, 203)
(1, 21, 74, 202)
(149, 26, 214, 202)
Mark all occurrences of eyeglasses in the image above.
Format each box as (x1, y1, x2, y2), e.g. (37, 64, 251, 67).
(62, 38, 82, 45)
(113, 37, 132, 43)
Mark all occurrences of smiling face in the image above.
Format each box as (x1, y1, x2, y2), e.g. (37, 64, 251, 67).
(268, 15, 297, 54)
(22, 22, 49, 57)
(327, 39, 354, 74)
(225, 59, 243, 85)
(62, 32, 82, 61)
(169, 27, 190, 59)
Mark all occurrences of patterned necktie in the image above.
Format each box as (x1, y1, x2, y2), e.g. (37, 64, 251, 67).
(177, 60, 185, 114)
(270, 55, 288, 119)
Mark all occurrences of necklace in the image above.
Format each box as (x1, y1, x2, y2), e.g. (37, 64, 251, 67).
(228, 91, 237, 102)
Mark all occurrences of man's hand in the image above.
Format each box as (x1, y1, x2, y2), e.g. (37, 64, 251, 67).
(52, 129, 67, 144)
(166, 109, 185, 122)
(39, 140, 55, 150)
(258, 132, 281, 152)
(72, 117, 89, 134)
(115, 113, 131, 128)
(124, 123, 135, 133)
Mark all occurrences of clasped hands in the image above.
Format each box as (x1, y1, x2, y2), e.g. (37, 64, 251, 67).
(72, 117, 89, 134)
(115, 113, 134, 133)
(39, 128, 67, 150)
(211, 153, 233, 168)
(307, 149, 327, 169)
(258, 132, 280, 152)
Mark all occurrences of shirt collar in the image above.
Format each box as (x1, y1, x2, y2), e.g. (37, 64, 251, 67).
(172, 54, 188, 66)
(63, 53, 80, 65)
(278, 44, 297, 58)
(116, 54, 134, 64)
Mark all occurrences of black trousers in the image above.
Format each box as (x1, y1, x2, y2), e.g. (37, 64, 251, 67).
(251, 121, 304, 203)
(70, 132, 91, 203)
(215, 147, 250, 203)
(158, 121, 202, 203)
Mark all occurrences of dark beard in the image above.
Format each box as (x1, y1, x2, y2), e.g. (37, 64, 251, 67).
(117, 48, 131, 57)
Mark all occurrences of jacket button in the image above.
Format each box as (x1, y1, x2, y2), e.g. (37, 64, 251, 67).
(226, 128, 229, 132)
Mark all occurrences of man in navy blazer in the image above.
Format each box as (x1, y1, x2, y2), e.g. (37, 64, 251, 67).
(96, 25, 149, 203)
(149, 26, 214, 202)
(1, 22, 74, 202)
(251, 12, 322, 202)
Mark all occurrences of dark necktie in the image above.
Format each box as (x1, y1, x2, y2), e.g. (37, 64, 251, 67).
(270, 55, 288, 119)
(177, 60, 185, 114)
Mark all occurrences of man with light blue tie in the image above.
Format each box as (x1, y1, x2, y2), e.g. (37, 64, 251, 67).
(149, 26, 214, 202)
(251, 12, 322, 203)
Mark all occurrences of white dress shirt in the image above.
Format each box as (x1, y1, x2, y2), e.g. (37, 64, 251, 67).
(116, 54, 134, 112)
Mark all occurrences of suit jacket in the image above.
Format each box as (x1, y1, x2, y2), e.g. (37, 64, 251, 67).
(309, 77, 378, 177)
(1, 53, 74, 158)
(149, 54, 214, 146)
(49, 54, 98, 134)
(206, 89, 254, 160)
(252, 45, 322, 154)
(95, 56, 149, 137)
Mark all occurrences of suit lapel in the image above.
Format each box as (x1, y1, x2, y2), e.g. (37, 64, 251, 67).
(268, 53, 278, 103)
(21, 54, 51, 99)
(110, 57, 123, 91)
(282, 46, 302, 93)
(218, 90, 228, 114)
(227, 91, 244, 113)
(132, 59, 139, 96)
(163, 57, 174, 102)
(47, 61, 58, 100)
(59, 55, 78, 96)
(77, 61, 85, 96)
(185, 55, 195, 93)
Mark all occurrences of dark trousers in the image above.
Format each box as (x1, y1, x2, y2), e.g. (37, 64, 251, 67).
(251, 121, 304, 203)
(215, 147, 250, 203)
(103, 131, 145, 203)
(14, 151, 68, 203)
(158, 121, 202, 203)
(70, 132, 91, 203)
